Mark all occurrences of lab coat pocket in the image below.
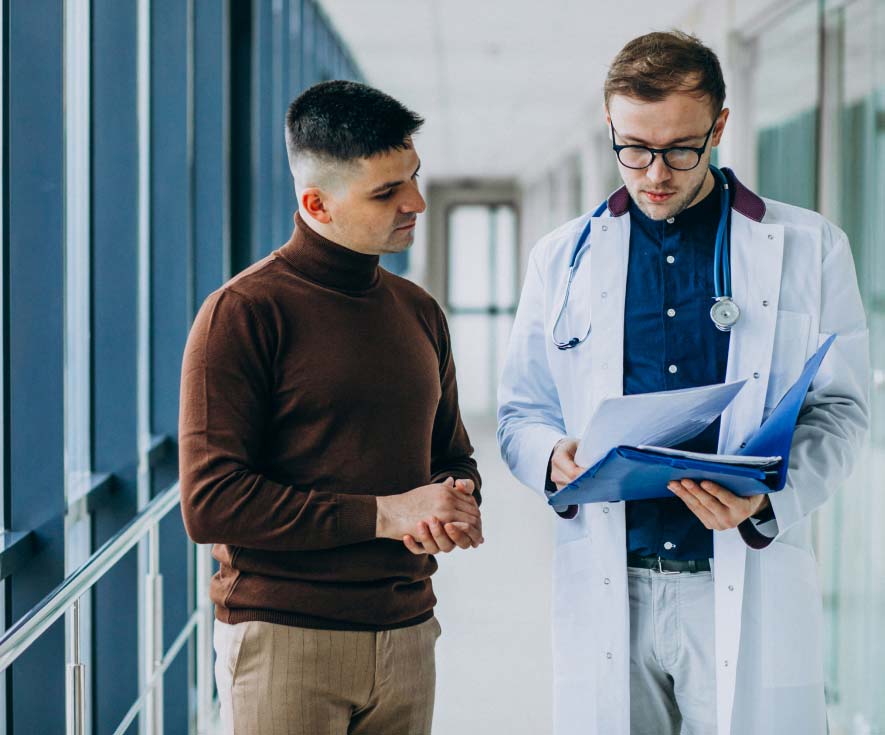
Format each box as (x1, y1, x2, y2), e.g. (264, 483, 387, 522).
(760, 541, 824, 687)
(765, 310, 811, 410)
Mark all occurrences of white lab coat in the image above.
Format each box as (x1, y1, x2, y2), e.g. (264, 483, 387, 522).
(497, 175, 869, 735)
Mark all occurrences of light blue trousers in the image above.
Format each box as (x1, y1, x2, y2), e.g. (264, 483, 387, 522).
(628, 565, 717, 735)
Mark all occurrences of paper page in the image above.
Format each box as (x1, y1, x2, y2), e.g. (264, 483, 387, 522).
(575, 380, 747, 469)
(637, 445, 781, 467)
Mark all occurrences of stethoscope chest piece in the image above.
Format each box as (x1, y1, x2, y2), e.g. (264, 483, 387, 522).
(710, 297, 740, 332)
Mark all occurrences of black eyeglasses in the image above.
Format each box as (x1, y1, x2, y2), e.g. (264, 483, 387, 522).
(610, 118, 717, 171)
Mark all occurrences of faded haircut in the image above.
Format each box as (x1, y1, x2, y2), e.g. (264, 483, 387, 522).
(285, 80, 424, 192)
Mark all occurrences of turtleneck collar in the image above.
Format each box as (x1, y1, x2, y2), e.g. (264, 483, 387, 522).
(277, 213, 381, 293)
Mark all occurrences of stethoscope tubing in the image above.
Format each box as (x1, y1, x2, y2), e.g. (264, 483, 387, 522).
(551, 165, 735, 350)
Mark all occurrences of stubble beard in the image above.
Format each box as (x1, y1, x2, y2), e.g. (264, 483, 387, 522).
(633, 171, 709, 222)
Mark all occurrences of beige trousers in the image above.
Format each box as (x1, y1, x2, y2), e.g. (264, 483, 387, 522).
(213, 617, 441, 735)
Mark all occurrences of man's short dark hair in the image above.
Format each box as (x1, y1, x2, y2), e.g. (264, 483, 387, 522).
(285, 80, 424, 166)
(604, 31, 726, 115)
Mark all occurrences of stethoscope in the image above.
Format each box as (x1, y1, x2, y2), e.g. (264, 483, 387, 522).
(551, 165, 740, 351)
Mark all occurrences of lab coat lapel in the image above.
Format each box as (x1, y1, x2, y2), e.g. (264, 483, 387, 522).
(587, 214, 629, 429)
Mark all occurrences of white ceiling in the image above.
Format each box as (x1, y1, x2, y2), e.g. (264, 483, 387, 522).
(319, 0, 702, 181)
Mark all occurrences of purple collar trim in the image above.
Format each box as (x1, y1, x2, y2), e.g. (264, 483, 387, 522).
(607, 186, 631, 216)
(604, 167, 766, 223)
(722, 167, 766, 222)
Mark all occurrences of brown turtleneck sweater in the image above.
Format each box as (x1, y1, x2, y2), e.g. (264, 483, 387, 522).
(179, 214, 480, 631)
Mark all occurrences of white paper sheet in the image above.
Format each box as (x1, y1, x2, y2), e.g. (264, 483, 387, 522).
(636, 445, 781, 467)
(574, 380, 747, 469)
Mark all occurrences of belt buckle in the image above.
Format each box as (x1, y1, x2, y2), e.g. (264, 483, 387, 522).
(656, 556, 680, 575)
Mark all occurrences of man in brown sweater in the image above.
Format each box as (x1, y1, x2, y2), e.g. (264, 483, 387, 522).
(179, 81, 483, 735)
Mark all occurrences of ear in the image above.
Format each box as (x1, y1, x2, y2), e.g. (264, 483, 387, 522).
(300, 187, 331, 225)
(604, 106, 612, 131)
(711, 108, 730, 147)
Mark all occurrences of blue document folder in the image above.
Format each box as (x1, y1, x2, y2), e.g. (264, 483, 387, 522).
(548, 335, 836, 506)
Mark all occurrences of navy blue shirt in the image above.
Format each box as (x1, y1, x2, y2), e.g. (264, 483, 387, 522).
(623, 185, 730, 560)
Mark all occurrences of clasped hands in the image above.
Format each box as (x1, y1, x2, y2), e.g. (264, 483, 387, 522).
(376, 477, 483, 556)
(551, 437, 769, 530)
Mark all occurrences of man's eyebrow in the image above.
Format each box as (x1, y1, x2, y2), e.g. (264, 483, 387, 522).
(369, 161, 421, 194)
(619, 131, 707, 147)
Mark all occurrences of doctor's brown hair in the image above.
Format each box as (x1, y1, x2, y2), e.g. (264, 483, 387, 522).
(604, 31, 726, 114)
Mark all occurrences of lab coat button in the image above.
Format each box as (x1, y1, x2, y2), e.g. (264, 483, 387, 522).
(768, 234, 774, 240)
(602, 506, 610, 514)
(763, 300, 769, 307)
(601, 225, 608, 232)
(724, 660, 729, 667)
(604, 577, 610, 585)
(728, 585, 735, 591)
(606, 652, 613, 660)
(753, 372, 760, 379)
(601, 291, 607, 299)
(740, 442, 747, 449)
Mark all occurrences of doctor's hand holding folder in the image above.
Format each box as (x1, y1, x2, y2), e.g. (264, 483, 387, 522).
(548, 335, 836, 509)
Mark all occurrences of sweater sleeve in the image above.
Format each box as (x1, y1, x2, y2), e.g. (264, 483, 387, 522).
(178, 289, 378, 550)
(427, 303, 483, 504)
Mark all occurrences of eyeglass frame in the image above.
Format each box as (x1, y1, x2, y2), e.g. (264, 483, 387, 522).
(609, 117, 719, 171)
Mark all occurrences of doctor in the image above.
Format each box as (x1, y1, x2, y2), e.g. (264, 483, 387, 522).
(498, 31, 869, 735)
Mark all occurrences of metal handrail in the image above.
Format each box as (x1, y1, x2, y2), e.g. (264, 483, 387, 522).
(0, 482, 181, 672)
(0, 479, 215, 734)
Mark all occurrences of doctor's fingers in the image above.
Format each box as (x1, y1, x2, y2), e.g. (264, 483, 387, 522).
(668, 482, 727, 530)
(551, 463, 582, 488)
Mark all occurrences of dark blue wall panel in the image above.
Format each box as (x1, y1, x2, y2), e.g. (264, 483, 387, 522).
(6, 2, 66, 733)
(150, 0, 192, 730)
(90, 2, 141, 731)
(194, 0, 228, 305)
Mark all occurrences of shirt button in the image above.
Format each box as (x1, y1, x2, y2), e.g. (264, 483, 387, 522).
(604, 577, 610, 585)
(666, 255, 676, 264)
(666, 308, 676, 318)
(668, 364, 678, 374)
(601, 291, 607, 299)
(666, 217, 675, 224)
(606, 652, 613, 660)
(663, 541, 675, 550)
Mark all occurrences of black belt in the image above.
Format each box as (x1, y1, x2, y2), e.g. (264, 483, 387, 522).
(627, 553, 711, 574)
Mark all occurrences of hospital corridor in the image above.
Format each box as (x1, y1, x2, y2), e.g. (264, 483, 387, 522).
(1, 1, 884, 733)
